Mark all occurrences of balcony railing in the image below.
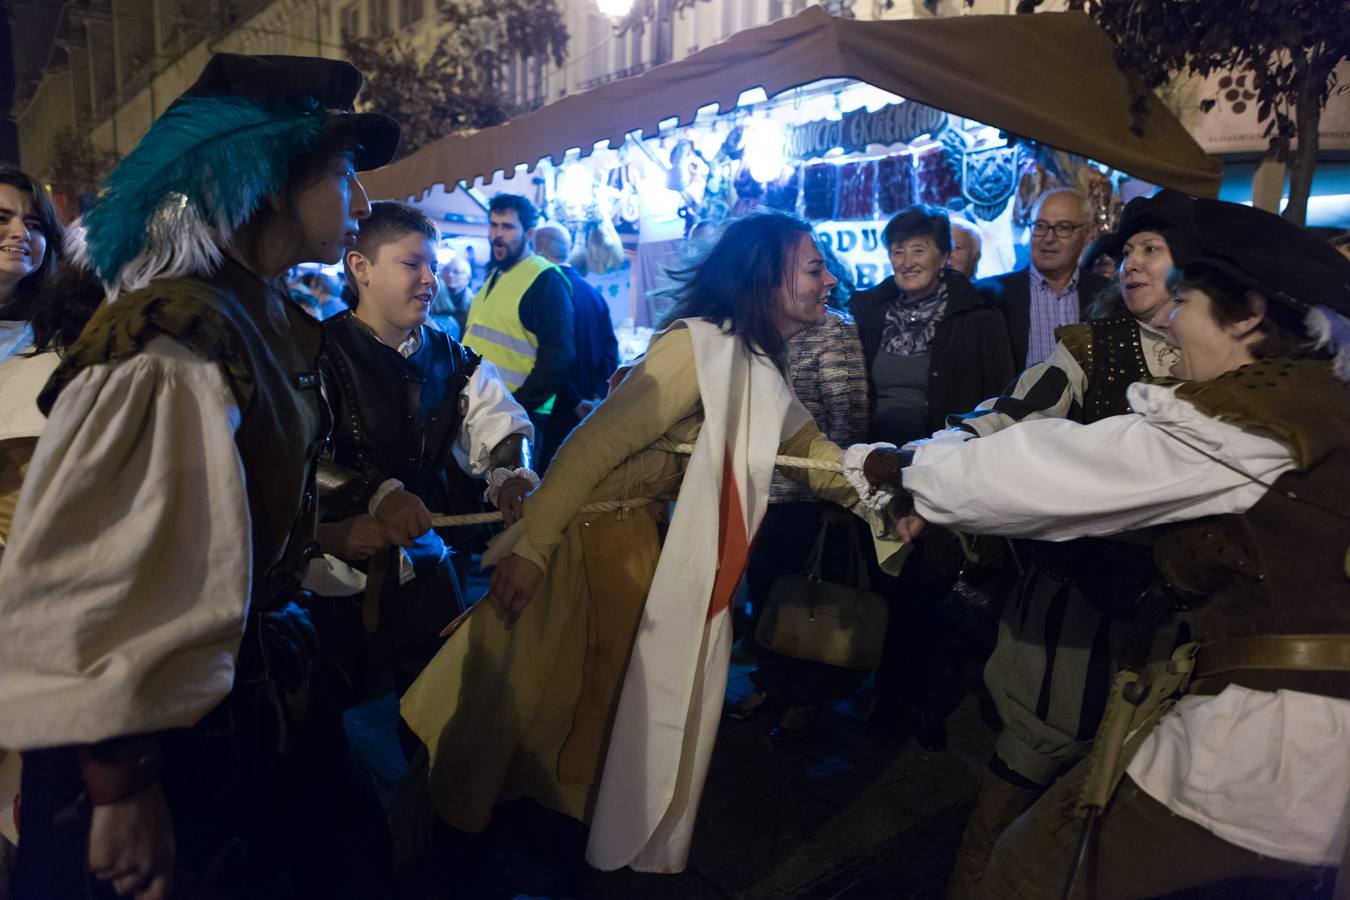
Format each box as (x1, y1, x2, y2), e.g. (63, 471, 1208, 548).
(578, 62, 647, 92)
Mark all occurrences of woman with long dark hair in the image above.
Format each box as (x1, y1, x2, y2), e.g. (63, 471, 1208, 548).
(0, 164, 64, 354)
(0, 167, 104, 556)
(941, 193, 1189, 897)
(0, 162, 70, 892)
(0, 164, 64, 536)
(400, 210, 898, 880)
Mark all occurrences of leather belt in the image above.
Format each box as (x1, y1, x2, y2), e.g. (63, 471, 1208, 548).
(362, 545, 392, 634)
(1194, 634, 1350, 679)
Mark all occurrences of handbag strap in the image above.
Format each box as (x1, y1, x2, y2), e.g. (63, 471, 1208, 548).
(846, 519, 873, 593)
(802, 514, 832, 580)
(801, 508, 874, 592)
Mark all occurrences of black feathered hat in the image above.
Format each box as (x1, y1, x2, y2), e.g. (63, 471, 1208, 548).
(178, 54, 400, 171)
(1083, 189, 1201, 273)
(1173, 196, 1350, 380)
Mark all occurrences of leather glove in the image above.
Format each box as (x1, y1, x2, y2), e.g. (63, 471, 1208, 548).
(863, 447, 915, 490)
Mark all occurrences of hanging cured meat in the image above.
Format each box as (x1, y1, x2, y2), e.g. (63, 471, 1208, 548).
(876, 153, 914, 216)
(837, 160, 878, 220)
(914, 141, 961, 208)
(765, 165, 802, 214)
(802, 162, 839, 220)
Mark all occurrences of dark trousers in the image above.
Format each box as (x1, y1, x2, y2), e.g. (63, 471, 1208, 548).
(873, 528, 965, 714)
(539, 406, 585, 475)
(305, 554, 464, 705)
(305, 553, 462, 759)
(13, 688, 392, 900)
(983, 763, 1325, 899)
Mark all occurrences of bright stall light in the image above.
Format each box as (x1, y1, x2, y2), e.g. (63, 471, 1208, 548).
(736, 87, 769, 108)
(559, 164, 596, 208)
(696, 128, 726, 161)
(838, 83, 903, 114)
(742, 119, 787, 184)
(596, 0, 635, 17)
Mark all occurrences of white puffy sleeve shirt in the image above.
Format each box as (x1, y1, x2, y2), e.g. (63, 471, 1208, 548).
(452, 358, 535, 477)
(0, 336, 250, 749)
(904, 381, 1295, 540)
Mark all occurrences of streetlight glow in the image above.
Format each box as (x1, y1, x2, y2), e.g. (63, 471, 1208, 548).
(596, 0, 636, 17)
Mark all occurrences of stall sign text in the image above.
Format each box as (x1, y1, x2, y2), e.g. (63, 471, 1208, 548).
(815, 220, 891, 290)
(786, 102, 950, 159)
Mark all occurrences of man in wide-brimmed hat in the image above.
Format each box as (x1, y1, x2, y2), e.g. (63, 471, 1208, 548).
(0, 54, 400, 900)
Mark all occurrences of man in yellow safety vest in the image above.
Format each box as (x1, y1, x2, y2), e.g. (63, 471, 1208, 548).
(463, 194, 575, 442)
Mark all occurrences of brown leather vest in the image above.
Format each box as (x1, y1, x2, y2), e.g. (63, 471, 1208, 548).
(1152, 360, 1350, 653)
(41, 259, 326, 607)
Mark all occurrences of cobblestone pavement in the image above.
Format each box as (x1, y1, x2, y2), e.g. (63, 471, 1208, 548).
(347, 659, 996, 900)
(624, 667, 993, 900)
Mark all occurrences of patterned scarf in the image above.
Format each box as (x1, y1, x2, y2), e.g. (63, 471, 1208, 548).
(881, 279, 949, 356)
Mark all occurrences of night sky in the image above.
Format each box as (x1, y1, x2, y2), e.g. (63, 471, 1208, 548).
(3, 0, 68, 167)
(0, 6, 18, 164)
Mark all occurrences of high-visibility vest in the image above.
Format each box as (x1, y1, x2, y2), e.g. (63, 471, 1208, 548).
(463, 254, 565, 415)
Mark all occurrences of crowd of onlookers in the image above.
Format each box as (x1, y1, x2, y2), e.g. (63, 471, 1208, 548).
(5, 146, 1350, 895)
(724, 190, 1093, 745)
(7, 46, 1350, 900)
(279, 188, 1350, 763)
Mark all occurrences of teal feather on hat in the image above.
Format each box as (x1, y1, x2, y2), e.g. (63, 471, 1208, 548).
(72, 95, 328, 294)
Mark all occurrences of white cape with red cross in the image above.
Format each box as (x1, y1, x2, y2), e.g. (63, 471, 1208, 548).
(586, 317, 811, 873)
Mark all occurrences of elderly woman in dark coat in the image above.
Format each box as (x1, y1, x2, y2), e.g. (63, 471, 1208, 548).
(849, 204, 1016, 748)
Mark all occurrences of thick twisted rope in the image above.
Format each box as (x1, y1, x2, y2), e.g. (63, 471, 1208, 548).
(427, 439, 843, 527)
(430, 496, 658, 528)
(647, 438, 843, 472)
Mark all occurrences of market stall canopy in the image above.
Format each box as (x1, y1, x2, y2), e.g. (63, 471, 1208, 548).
(359, 6, 1222, 201)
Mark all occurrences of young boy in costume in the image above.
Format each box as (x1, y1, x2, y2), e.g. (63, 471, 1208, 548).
(316, 200, 535, 710)
(0, 54, 400, 900)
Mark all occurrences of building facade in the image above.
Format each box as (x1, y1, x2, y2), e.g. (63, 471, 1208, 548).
(11, 0, 1035, 189)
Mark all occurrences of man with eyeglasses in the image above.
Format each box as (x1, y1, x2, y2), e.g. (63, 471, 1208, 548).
(976, 188, 1110, 368)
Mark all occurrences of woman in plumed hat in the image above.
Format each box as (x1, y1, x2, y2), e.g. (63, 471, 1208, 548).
(942, 191, 1190, 897)
(852, 197, 1350, 898)
(0, 54, 399, 900)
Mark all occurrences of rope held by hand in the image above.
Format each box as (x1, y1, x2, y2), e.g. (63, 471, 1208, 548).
(430, 496, 658, 528)
(426, 440, 843, 527)
(647, 438, 843, 472)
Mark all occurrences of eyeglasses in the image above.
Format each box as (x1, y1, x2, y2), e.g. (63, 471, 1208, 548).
(1031, 221, 1086, 239)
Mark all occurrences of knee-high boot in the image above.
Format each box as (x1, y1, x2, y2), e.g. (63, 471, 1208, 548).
(945, 765, 1042, 900)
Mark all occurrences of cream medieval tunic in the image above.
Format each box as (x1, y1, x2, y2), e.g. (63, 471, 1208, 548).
(401, 325, 881, 852)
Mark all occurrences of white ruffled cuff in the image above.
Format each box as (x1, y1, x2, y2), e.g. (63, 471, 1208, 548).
(483, 466, 541, 506)
(368, 478, 405, 517)
(843, 442, 897, 513)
